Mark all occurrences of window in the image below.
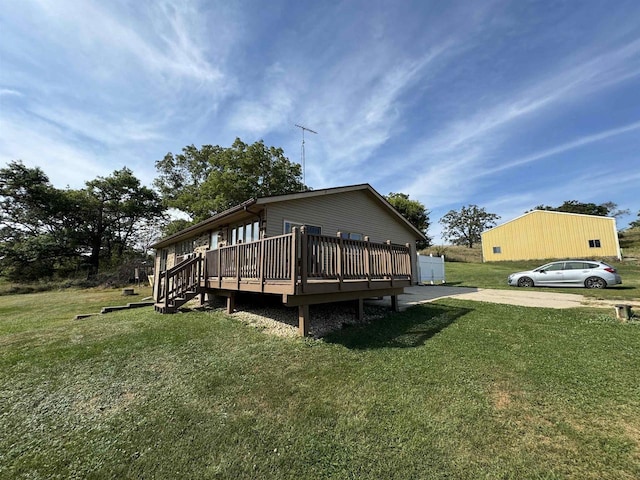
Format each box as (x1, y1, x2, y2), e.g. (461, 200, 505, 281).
(543, 263, 565, 272)
(588, 239, 601, 248)
(340, 232, 364, 241)
(159, 249, 168, 271)
(492, 246, 501, 254)
(284, 221, 321, 235)
(251, 221, 260, 241)
(230, 221, 261, 245)
(210, 231, 220, 250)
(176, 239, 194, 255)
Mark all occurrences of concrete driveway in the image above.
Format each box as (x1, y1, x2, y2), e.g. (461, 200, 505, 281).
(369, 285, 639, 311)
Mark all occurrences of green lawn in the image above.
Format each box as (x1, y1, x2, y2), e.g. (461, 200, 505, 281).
(1, 289, 639, 479)
(445, 261, 640, 301)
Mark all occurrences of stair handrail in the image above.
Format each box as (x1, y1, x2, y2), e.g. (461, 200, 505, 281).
(160, 255, 203, 309)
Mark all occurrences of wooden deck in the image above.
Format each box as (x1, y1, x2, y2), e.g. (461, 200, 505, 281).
(155, 228, 413, 335)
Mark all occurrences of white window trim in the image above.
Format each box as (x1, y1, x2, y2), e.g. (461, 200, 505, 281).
(283, 220, 322, 235)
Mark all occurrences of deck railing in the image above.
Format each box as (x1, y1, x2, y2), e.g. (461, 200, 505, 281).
(203, 228, 411, 291)
(206, 233, 294, 284)
(157, 228, 412, 307)
(157, 254, 202, 307)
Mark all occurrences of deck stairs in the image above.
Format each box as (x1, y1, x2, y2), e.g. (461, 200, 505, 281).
(154, 255, 203, 313)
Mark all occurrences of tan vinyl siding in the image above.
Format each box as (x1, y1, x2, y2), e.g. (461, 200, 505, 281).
(264, 190, 420, 281)
(481, 210, 621, 261)
(264, 190, 416, 244)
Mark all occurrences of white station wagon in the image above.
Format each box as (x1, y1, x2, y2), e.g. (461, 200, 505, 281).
(508, 260, 622, 289)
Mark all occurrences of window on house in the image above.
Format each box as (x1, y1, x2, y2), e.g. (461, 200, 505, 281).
(588, 239, 601, 248)
(340, 232, 364, 241)
(492, 246, 502, 254)
(230, 221, 261, 245)
(176, 239, 194, 255)
(251, 221, 260, 241)
(159, 249, 168, 271)
(210, 231, 220, 250)
(284, 221, 321, 235)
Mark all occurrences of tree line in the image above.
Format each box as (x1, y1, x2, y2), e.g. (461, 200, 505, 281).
(1, 138, 637, 282)
(0, 162, 163, 282)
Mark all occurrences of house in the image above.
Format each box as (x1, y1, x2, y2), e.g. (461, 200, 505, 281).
(481, 210, 622, 262)
(151, 184, 426, 335)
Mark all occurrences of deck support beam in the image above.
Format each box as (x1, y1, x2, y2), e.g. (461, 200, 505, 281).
(355, 298, 364, 322)
(227, 292, 235, 314)
(283, 287, 405, 307)
(391, 294, 399, 312)
(298, 304, 309, 336)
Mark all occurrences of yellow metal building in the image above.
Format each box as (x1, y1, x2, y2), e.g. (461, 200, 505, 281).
(481, 210, 621, 262)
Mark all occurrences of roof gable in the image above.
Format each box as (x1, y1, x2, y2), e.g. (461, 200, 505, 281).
(152, 183, 425, 248)
(482, 209, 616, 236)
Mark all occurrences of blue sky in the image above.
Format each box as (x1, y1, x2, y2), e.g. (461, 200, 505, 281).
(1, 0, 639, 241)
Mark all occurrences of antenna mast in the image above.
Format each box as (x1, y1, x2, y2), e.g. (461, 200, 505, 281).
(295, 124, 318, 185)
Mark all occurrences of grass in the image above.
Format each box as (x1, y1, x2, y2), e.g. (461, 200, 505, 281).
(421, 228, 640, 302)
(0, 284, 152, 336)
(444, 261, 640, 301)
(620, 228, 640, 260)
(1, 289, 640, 478)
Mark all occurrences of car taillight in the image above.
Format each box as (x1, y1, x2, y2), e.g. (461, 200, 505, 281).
(604, 267, 616, 273)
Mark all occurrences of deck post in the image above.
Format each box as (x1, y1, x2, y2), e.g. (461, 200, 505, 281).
(386, 240, 394, 286)
(236, 245, 241, 290)
(217, 248, 222, 288)
(336, 232, 343, 290)
(163, 271, 170, 310)
(198, 255, 205, 306)
(300, 226, 308, 293)
(355, 297, 364, 322)
(226, 292, 235, 314)
(405, 243, 412, 282)
(291, 228, 299, 294)
(391, 294, 399, 312)
(298, 304, 310, 336)
(259, 240, 266, 292)
(364, 236, 371, 288)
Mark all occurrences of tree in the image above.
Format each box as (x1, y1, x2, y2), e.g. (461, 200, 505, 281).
(80, 168, 164, 277)
(530, 200, 629, 218)
(630, 211, 640, 229)
(154, 138, 308, 222)
(161, 218, 192, 238)
(0, 161, 80, 280)
(0, 161, 165, 281)
(385, 192, 431, 249)
(439, 205, 500, 248)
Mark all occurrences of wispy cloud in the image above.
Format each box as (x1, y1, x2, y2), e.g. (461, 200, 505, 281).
(1, 0, 638, 236)
(481, 120, 640, 176)
(0, 88, 23, 97)
(27, 0, 226, 86)
(400, 37, 640, 206)
(0, 113, 111, 188)
(317, 48, 450, 164)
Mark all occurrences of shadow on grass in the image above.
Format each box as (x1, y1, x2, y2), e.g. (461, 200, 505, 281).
(324, 303, 472, 350)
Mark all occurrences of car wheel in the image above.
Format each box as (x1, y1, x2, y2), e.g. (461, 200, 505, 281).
(585, 276, 607, 289)
(517, 277, 534, 287)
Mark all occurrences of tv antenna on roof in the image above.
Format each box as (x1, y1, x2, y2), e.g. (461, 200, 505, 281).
(295, 124, 318, 185)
